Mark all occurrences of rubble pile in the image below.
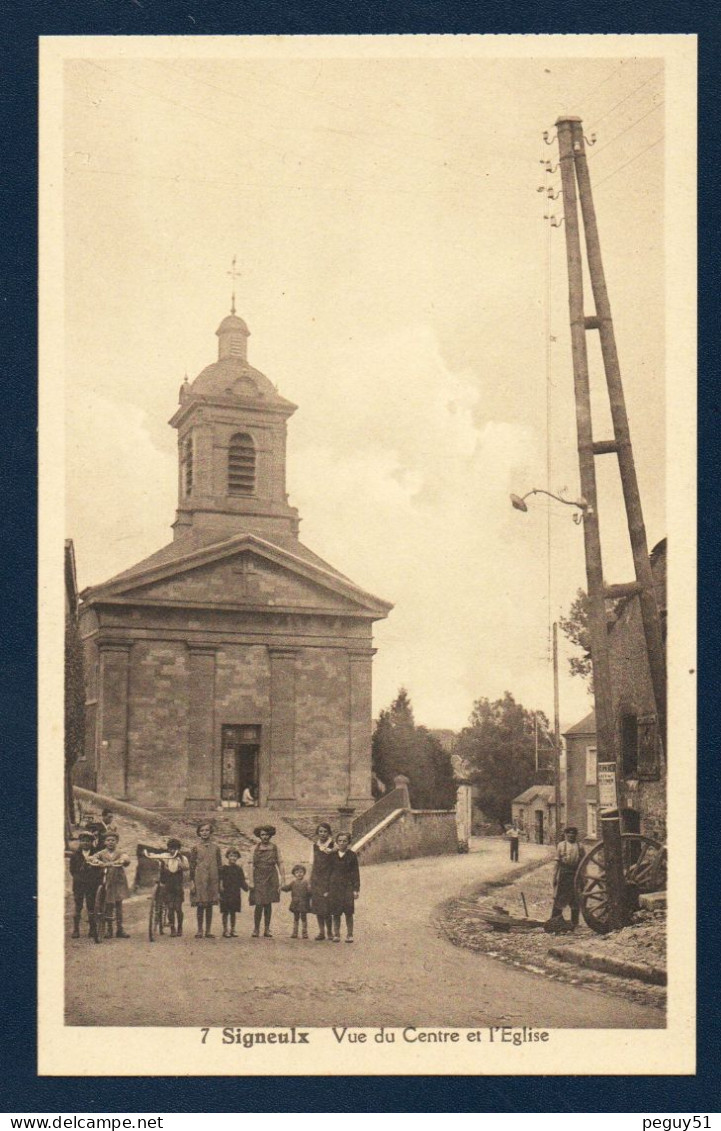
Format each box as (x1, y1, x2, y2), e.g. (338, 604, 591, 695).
(439, 859, 666, 1010)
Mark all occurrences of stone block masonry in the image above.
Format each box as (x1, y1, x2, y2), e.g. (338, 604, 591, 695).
(126, 641, 189, 808)
(355, 810, 459, 865)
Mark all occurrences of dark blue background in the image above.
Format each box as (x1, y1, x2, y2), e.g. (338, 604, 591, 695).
(1, 0, 717, 1112)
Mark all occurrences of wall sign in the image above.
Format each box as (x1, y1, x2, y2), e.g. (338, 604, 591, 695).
(597, 762, 619, 808)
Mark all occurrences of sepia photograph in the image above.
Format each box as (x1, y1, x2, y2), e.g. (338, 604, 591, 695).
(38, 34, 696, 1075)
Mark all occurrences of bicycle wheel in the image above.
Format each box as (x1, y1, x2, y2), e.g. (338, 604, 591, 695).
(94, 886, 107, 945)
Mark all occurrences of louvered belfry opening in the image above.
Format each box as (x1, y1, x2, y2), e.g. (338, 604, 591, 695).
(183, 435, 193, 496)
(228, 432, 256, 495)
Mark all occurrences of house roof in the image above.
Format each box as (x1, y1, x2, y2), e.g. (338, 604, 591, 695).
(512, 784, 556, 805)
(563, 709, 596, 738)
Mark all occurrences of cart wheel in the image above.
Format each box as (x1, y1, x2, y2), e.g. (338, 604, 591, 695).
(148, 890, 157, 942)
(575, 834, 665, 934)
(94, 887, 107, 944)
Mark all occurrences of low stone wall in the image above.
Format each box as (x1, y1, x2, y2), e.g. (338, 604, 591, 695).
(354, 810, 458, 865)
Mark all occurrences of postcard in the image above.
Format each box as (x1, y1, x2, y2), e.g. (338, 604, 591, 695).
(38, 33, 696, 1076)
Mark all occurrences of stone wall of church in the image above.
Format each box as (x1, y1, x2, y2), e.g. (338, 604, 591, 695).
(293, 648, 352, 806)
(126, 641, 190, 808)
(79, 617, 374, 812)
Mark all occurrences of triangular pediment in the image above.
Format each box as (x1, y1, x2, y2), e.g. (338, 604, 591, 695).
(83, 534, 392, 619)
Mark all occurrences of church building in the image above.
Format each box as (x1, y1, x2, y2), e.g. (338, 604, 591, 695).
(78, 308, 392, 814)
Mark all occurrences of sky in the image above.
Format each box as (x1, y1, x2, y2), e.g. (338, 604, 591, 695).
(60, 39, 669, 732)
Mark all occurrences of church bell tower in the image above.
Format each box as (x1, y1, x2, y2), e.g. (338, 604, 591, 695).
(169, 310, 300, 544)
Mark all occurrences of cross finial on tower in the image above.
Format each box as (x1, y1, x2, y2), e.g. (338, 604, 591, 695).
(227, 255, 241, 315)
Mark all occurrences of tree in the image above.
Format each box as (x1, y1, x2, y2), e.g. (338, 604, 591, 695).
(372, 688, 457, 809)
(454, 692, 553, 829)
(559, 588, 620, 691)
(64, 608, 85, 834)
(558, 589, 593, 687)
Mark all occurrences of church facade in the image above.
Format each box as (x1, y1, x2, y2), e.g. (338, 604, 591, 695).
(77, 310, 392, 814)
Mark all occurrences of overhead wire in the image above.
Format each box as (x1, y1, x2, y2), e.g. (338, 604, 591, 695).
(589, 100, 664, 160)
(586, 68, 664, 129)
(593, 134, 664, 190)
(565, 60, 630, 114)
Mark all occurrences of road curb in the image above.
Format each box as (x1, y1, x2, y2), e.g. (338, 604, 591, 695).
(548, 945, 667, 985)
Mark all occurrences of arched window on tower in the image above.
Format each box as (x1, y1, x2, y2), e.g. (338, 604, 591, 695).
(228, 432, 256, 496)
(182, 434, 194, 496)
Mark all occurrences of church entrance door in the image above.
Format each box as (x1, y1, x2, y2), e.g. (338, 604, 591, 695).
(221, 725, 261, 805)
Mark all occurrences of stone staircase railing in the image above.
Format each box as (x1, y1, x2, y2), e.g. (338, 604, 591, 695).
(351, 778, 410, 847)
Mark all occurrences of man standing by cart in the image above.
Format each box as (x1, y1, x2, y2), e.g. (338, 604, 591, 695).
(550, 826, 586, 929)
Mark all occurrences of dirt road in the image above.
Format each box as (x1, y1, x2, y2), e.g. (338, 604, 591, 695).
(66, 838, 664, 1029)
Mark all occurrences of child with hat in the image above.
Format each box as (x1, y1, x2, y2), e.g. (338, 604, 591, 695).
(219, 849, 249, 938)
(68, 830, 103, 942)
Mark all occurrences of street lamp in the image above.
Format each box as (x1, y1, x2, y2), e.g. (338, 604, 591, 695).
(510, 488, 590, 524)
(510, 486, 589, 841)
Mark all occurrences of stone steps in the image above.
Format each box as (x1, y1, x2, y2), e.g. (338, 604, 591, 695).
(152, 806, 313, 871)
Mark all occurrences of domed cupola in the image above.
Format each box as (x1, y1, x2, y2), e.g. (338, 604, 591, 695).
(216, 311, 250, 361)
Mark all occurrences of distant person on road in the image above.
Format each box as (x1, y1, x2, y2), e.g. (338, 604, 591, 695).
(506, 820, 521, 862)
(282, 864, 312, 939)
(219, 848, 249, 938)
(328, 832, 360, 943)
(250, 826, 284, 938)
(143, 838, 189, 937)
(241, 786, 257, 807)
(189, 822, 222, 939)
(309, 823, 335, 941)
(550, 826, 586, 929)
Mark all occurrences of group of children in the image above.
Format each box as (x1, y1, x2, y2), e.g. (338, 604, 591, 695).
(68, 813, 361, 944)
(68, 809, 132, 941)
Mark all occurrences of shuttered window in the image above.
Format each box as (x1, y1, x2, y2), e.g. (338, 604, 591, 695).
(637, 715, 661, 780)
(228, 432, 256, 495)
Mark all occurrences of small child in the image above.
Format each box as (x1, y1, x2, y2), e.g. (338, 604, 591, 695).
(219, 849, 249, 938)
(282, 864, 312, 939)
(88, 831, 131, 938)
(328, 831, 360, 943)
(143, 838, 189, 937)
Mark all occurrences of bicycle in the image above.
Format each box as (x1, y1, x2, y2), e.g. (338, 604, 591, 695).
(91, 860, 130, 942)
(92, 866, 115, 943)
(148, 876, 170, 942)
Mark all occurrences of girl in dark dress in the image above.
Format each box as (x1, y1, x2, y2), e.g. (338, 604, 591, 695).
(143, 838, 189, 937)
(309, 823, 335, 940)
(328, 831, 360, 942)
(250, 826, 285, 938)
(220, 848, 249, 937)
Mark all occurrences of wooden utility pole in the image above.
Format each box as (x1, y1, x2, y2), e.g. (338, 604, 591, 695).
(554, 115, 667, 928)
(555, 117, 617, 772)
(571, 125, 667, 744)
(552, 621, 562, 838)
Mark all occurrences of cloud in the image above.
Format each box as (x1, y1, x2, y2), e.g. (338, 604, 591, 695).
(288, 323, 555, 726)
(66, 392, 176, 590)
